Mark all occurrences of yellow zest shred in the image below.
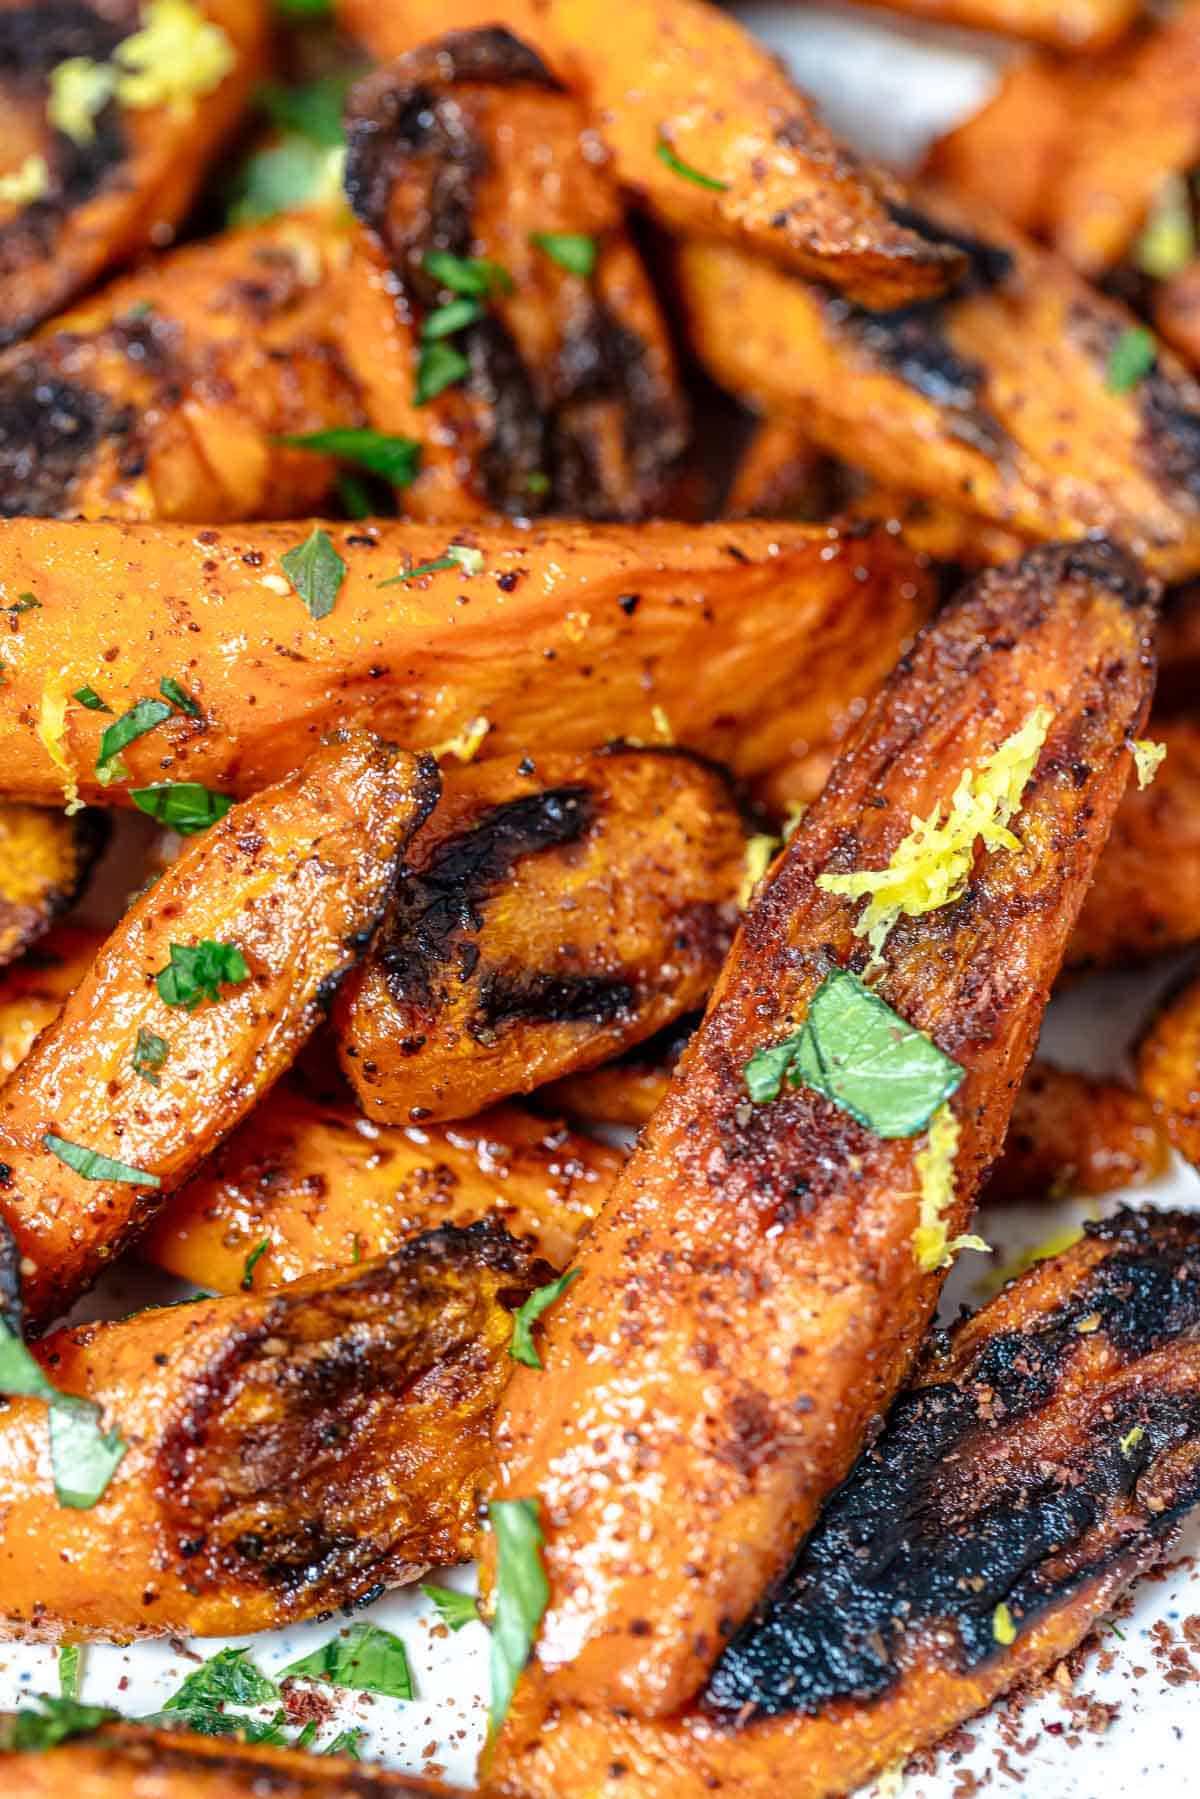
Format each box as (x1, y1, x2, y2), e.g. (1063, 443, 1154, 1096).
(562, 610, 590, 645)
(738, 833, 778, 909)
(0, 154, 50, 206)
(1132, 737, 1167, 790)
(431, 715, 490, 764)
(1119, 1424, 1145, 1457)
(912, 1103, 990, 1274)
(992, 1602, 1017, 1647)
(49, 0, 233, 146)
(48, 57, 116, 144)
(818, 706, 1053, 959)
(37, 686, 84, 816)
(874, 1761, 907, 1799)
(981, 1221, 1083, 1294)
(650, 704, 673, 744)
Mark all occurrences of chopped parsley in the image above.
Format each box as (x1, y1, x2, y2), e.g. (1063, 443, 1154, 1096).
(256, 73, 350, 148)
(228, 137, 345, 226)
(421, 1583, 479, 1631)
(6, 592, 40, 613)
(0, 1314, 127, 1508)
(72, 685, 111, 713)
(280, 526, 346, 621)
(422, 250, 513, 297)
(157, 1648, 279, 1735)
(415, 251, 511, 404)
(381, 542, 485, 587)
(95, 697, 172, 786)
(655, 136, 728, 191)
(159, 675, 200, 718)
(59, 1644, 83, 1699)
(278, 428, 421, 487)
(156, 941, 250, 1011)
(44, 1133, 160, 1188)
(415, 339, 471, 405)
(240, 1237, 270, 1290)
(0, 1695, 118, 1753)
(130, 782, 232, 834)
(743, 967, 963, 1138)
(280, 1621, 415, 1699)
(489, 1497, 550, 1728)
(530, 232, 598, 277)
(509, 1269, 579, 1369)
(132, 1026, 169, 1087)
(1106, 325, 1157, 394)
(422, 295, 484, 339)
(324, 1727, 365, 1758)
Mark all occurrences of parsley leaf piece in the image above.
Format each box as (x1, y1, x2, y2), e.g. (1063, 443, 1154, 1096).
(421, 1582, 480, 1630)
(509, 1269, 579, 1368)
(1106, 325, 1157, 394)
(228, 136, 344, 226)
(95, 697, 172, 786)
(155, 941, 250, 1011)
(324, 1727, 365, 1758)
(655, 136, 728, 191)
(59, 1644, 83, 1699)
(530, 232, 598, 277)
(742, 967, 963, 1138)
(6, 592, 40, 613)
(159, 675, 201, 718)
(415, 340, 470, 405)
(274, 0, 331, 16)
(132, 1026, 168, 1087)
(44, 1132, 160, 1187)
(380, 543, 484, 586)
(421, 249, 513, 296)
(241, 1237, 270, 1290)
(278, 428, 421, 486)
(337, 470, 373, 519)
(489, 1497, 549, 1728)
(2, 1696, 118, 1753)
(162, 1648, 279, 1719)
(279, 1621, 415, 1699)
(72, 685, 111, 713)
(280, 526, 346, 622)
(422, 295, 484, 339)
(130, 782, 232, 835)
(257, 73, 350, 148)
(0, 1314, 128, 1508)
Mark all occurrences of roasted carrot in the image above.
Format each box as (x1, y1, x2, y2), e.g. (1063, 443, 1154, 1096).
(845, 486, 1029, 569)
(0, 1221, 542, 1639)
(0, 516, 932, 809)
(142, 1084, 622, 1289)
(0, 733, 437, 1330)
(722, 416, 828, 520)
(491, 1209, 1200, 1797)
(0, 805, 106, 969)
(1068, 716, 1200, 968)
(341, 33, 687, 521)
(2, 1720, 455, 1796)
(0, 925, 103, 1081)
(335, 0, 961, 308)
(1157, 583, 1200, 708)
(988, 1060, 1169, 1201)
(335, 748, 744, 1123)
(0, 0, 268, 346)
(488, 540, 1155, 1725)
(674, 189, 1200, 580)
(539, 1018, 695, 1128)
(858, 0, 1138, 49)
(0, 214, 362, 521)
(1136, 964, 1200, 1166)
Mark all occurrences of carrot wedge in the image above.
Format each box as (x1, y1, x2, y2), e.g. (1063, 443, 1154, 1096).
(488, 540, 1156, 1725)
(491, 1208, 1200, 1797)
(0, 517, 932, 808)
(334, 0, 961, 308)
(0, 733, 437, 1330)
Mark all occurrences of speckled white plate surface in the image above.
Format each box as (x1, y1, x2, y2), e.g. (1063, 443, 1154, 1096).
(3, 16, 1198, 1794)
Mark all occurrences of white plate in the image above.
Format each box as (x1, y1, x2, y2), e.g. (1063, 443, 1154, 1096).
(3, 14, 1198, 1795)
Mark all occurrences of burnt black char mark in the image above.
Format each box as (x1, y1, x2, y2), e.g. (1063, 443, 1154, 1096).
(382, 785, 595, 1012)
(826, 206, 1013, 460)
(704, 1208, 1200, 1722)
(470, 970, 638, 1043)
(0, 359, 131, 514)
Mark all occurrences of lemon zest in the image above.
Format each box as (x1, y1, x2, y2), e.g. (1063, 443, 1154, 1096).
(1119, 1424, 1145, 1457)
(1132, 737, 1166, 790)
(912, 1103, 989, 1274)
(819, 706, 1053, 959)
(650, 704, 673, 744)
(431, 716, 490, 764)
(0, 154, 50, 206)
(874, 1760, 907, 1798)
(112, 0, 235, 113)
(738, 833, 777, 909)
(992, 1602, 1017, 1647)
(38, 686, 84, 816)
(48, 58, 116, 144)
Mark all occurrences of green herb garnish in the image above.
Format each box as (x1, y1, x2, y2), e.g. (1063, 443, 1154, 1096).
(1106, 325, 1157, 394)
(59, 1644, 83, 1699)
(228, 137, 344, 226)
(280, 526, 346, 621)
(257, 73, 350, 148)
(95, 697, 172, 786)
(509, 1269, 579, 1369)
(6, 592, 40, 613)
(655, 136, 728, 191)
(278, 428, 421, 487)
(155, 941, 250, 1011)
(530, 232, 598, 277)
(131, 1026, 168, 1087)
(241, 1238, 270, 1290)
(337, 470, 373, 519)
(0, 1315, 127, 1507)
(159, 1648, 279, 1733)
(130, 782, 232, 835)
(159, 675, 201, 718)
(422, 250, 513, 296)
(324, 1727, 365, 1758)
(380, 542, 484, 586)
(421, 1582, 479, 1630)
(415, 340, 471, 405)
(0, 1696, 118, 1753)
(743, 967, 963, 1138)
(422, 295, 484, 339)
(280, 1621, 415, 1699)
(44, 1133, 160, 1188)
(489, 1497, 550, 1727)
(72, 686, 111, 713)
